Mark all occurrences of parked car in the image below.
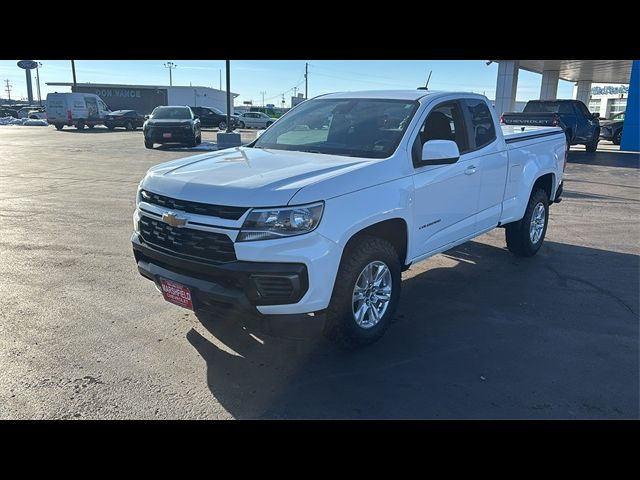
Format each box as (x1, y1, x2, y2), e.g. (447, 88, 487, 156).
(132, 90, 566, 348)
(190, 106, 238, 129)
(46, 92, 112, 130)
(599, 111, 625, 145)
(0, 108, 18, 118)
(501, 99, 600, 152)
(143, 106, 201, 149)
(17, 106, 42, 119)
(236, 111, 278, 129)
(104, 110, 145, 131)
(27, 107, 47, 120)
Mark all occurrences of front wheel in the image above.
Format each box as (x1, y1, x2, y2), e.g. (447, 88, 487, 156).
(238, 121, 245, 129)
(55, 124, 64, 131)
(585, 129, 599, 152)
(218, 121, 227, 130)
(196, 133, 202, 145)
(505, 188, 549, 257)
(613, 130, 622, 145)
(125, 121, 133, 131)
(76, 121, 85, 130)
(324, 236, 401, 349)
(144, 138, 154, 149)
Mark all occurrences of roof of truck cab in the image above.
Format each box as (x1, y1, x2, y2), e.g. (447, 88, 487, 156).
(317, 90, 478, 101)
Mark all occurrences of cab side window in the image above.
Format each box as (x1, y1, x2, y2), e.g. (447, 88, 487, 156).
(464, 99, 496, 149)
(418, 102, 468, 150)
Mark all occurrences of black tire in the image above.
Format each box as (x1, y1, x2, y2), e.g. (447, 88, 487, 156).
(238, 121, 245, 129)
(144, 138, 154, 149)
(87, 124, 95, 129)
(187, 134, 197, 148)
(613, 130, 622, 145)
(266, 121, 273, 128)
(505, 188, 549, 257)
(585, 129, 599, 152)
(125, 121, 133, 131)
(76, 121, 85, 130)
(218, 121, 227, 130)
(55, 124, 64, 131)
(196, 133, 202, 145)
(323, 236, 401, 349)
(106, 125, 115, 131)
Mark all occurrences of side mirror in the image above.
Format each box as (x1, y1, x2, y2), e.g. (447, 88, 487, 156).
(144, 115, 150, 120)
(421, 140, 460, 165)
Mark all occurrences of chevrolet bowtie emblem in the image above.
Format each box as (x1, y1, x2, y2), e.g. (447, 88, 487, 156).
(162, 212, 187, 227)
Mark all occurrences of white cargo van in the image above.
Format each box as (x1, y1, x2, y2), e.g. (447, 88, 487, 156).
(46, 92, 112, 130)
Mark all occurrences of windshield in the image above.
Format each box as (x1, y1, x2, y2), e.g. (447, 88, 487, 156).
(151, 107, 191, 119)
(251, 98, 418, 158)
(610, 112, 625, 121)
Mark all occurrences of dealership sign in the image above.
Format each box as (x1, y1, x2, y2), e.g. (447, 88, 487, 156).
(17, 60, 38, 70)
(94, 88, 143, 99)
(591, 85, 629, 96)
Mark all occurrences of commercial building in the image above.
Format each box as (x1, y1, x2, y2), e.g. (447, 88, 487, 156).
(45, 82, 238, 114)
(585, 83, 629, 118)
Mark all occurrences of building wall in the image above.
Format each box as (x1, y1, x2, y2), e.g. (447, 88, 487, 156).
(167, 87, 233, 114)
(74, 85, 168, 114)
(575, 83, 628, 118)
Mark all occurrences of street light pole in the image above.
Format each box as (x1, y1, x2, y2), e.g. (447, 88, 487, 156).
(71, 60, 77, 90)
(163, 62, 177, 86)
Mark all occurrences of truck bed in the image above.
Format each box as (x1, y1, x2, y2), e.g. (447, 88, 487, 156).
(501, 125, 564, 146)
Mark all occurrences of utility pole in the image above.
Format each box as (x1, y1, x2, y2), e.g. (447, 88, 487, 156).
(281, 94, 285, 109)
(219, 69, 222, 90)
(304, 62, 308, 99)
(4, 79, 11, 103)
(225, 60, 231, 133)
(71, 60, 77, 90)
(293, 86, 297, 98)
(260, 90, 266, 107)
(164, 61, 177, 86)
(36, 62, 43, 105)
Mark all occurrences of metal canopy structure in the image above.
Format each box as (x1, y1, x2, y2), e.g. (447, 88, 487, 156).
(514, 60, 634, 84)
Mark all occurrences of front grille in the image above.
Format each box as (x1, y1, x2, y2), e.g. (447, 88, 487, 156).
(140, 190, 248, 220)
(139, 216, 236, 263)
(251, 275, 295, 299)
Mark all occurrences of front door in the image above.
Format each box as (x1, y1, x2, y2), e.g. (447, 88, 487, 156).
(412, 100, 481, 257)
(85, 97, 98, 120)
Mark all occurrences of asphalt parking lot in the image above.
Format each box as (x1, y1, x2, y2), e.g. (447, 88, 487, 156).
(1, 125, 638, 419)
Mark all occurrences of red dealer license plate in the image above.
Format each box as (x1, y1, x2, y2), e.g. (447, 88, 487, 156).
(160, 279, 193, 310)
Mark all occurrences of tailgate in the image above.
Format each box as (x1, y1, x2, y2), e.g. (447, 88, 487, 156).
(501, 125, 564, 145)
(501, 113, 556, 127)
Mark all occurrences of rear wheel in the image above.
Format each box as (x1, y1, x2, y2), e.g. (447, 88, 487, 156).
(613, 129, 622, 145)
(238, 121, 245, 129)
(585, 129, 599, 152)
(106, 124, 115, 131)
(266, 121, 273, 128)
(125, 121, 133, 131)
(55, 124, 64, 131)
(87, 124, 95, 129)
(218, 121, 227, 130)
(323, 236, 401, 349)
(505, 188, 549, 257)
(76, 121, 85, 130)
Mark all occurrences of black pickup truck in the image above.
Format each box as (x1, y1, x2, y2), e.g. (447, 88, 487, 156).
(501, 99, 601, 152)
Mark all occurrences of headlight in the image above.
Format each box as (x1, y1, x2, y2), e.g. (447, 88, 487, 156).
(183, 124, 191, 129)
(237, 202, 324, 242)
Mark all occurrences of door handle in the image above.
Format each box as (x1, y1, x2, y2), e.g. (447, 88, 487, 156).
(465, 165, 477, 175)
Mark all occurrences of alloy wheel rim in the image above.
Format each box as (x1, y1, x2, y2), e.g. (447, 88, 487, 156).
(352, 261, 392, 329)
(530, 202, 546, 244)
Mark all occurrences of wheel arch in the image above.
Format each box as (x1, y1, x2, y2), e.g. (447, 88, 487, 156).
(341, 218, 409, 270)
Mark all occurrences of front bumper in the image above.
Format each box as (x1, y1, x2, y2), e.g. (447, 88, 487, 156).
(144, 128, 194, 143)
(132, 233, 310, 314)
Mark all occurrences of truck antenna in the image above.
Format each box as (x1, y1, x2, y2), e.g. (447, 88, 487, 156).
(417, 70, 433, 90)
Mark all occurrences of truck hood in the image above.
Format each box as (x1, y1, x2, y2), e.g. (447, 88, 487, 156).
(142, 146, 370, 207)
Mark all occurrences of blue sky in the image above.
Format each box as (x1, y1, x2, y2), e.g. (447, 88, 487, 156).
(0, 60, 575, 105)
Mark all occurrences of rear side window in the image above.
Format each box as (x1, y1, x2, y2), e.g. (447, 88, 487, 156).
(464, 99, 496, 149)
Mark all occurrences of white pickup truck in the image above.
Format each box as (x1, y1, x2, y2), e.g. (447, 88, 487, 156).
(132, 90, 566, 348)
